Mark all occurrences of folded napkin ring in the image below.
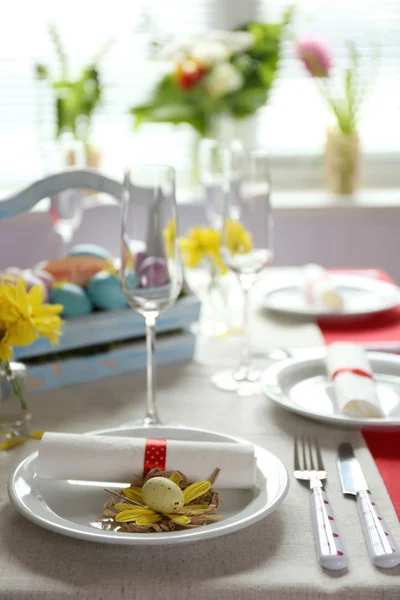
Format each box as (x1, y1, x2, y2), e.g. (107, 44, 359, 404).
(331, 368, 374, 380)
(144, 438, 167, 476)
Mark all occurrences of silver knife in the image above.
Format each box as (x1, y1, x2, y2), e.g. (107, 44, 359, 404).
(338, 443, 400, 568)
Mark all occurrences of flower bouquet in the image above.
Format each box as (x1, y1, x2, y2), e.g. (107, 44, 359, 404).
(179, 222, 252, 337)
(0, 276, 63, 439)
(131, 9, 293, 140)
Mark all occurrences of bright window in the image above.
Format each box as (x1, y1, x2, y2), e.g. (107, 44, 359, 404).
(1, 0, 399, 189)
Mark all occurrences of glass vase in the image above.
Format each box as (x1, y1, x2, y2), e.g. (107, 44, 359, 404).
(0, 362, 30, 440)
(325, 127, 360, 195)
(185, 265, 231, 338)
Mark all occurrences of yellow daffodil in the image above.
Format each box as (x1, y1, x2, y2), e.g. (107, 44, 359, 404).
(114, 476, 212, 527)
(225, 220, 253, 255)
(0, 279, 63, 354)
(0, 278, 64, 412)
(179, 226, 227, 274)
(27, 284, 63, 344)
(163, 219, 177, 258)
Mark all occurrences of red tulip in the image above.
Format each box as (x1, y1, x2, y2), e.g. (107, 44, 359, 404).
(297, 37, 332, 78)
(174, 59, 206, 90)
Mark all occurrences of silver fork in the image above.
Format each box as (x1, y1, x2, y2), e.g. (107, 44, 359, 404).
(294, 436, 348, 570)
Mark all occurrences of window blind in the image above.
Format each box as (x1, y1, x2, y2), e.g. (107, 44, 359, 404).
(0, 0, 399, 187)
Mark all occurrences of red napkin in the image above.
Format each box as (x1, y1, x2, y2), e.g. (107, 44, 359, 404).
(317, 269, 400, 518)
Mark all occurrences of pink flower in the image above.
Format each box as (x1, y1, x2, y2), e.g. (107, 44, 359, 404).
(296, 37, 332, 78)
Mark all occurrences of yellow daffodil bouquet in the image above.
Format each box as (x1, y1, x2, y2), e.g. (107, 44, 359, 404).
(0, 277, 63, 410)
(179, 221, 253, 282)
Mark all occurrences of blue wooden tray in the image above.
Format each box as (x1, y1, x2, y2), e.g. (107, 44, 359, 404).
(15, 295, 200, 392)
(14, 295, 199, 360)
(24, 329, 196, 392)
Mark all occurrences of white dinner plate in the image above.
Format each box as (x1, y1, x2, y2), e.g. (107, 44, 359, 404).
(8, 425, 289, 546)
(261, 350, 400, 428)
(259, 274, 400, 322)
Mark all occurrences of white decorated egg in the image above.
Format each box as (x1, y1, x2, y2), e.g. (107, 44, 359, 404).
(141, 477, 184, 514)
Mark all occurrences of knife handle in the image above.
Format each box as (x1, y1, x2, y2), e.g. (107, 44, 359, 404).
(311, 489, 348, 570)
(356, 490, 400, 568)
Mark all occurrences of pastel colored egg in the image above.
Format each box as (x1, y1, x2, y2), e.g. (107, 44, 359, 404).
(34, 269, 55, 292)
(138, 257, 169, 288)
(141, 477, 184, 514)
(4, 267, 22, 277)
(42, 256, 110, 287)
(49, 283, 92, 317)
(135, 251, 148, 273)
(68, 244, 112, 261)
(87, 271, 128, 311)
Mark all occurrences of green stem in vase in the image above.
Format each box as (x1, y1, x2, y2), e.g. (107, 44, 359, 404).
(3, 361, 27, 411)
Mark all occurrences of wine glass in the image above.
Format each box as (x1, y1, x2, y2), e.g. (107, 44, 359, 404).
(49, 137, 85, 253)
(120, 165, 182, 425)
(211, 150, 273, 396)
(199, 137, 244, 229)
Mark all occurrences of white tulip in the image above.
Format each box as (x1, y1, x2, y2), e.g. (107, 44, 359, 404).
(205, 62, 244, 97)
(191, 40, 230, 65)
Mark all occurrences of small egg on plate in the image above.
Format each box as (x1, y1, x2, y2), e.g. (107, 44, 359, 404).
(141, 477, 184, 514)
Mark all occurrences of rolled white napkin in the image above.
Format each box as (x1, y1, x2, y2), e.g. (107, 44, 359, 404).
(325, 343, 384, 418)
(302, 264, 343, 311)
(36, 432, 256, 488)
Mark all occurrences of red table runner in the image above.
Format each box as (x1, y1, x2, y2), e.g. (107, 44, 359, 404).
(317, 269, 400, 518)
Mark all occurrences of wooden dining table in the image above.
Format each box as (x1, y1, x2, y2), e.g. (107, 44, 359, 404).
(1, 268, 400, 600)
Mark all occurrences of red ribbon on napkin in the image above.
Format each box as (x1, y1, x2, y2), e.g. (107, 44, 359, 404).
(143, 438, 167, 477)
(331, 368, 374, 380)
(317, 269, 400, 518)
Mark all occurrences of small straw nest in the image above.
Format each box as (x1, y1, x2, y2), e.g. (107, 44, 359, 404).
(97, 467, 223, 534)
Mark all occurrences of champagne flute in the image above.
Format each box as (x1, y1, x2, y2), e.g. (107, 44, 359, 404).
(199, 138, 244, 229)
(211, 150, 273, 396)
(120, 165, 182, 425)
(49, 137, 85, 253)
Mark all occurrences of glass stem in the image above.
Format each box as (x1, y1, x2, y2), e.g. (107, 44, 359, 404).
(145, 315, 160, 425)
(238, 281, 252, 372)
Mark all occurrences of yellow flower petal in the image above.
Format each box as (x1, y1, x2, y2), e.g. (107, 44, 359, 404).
(122, 487, 143, 503)
(29, 431, 45, 439)
(182, 504, 209, 512)
(135, 515, 162, 526)
(0, 437, 27, 451)
(165, 513, 191, 524)
(169, 472, 181, 485)
(115, 507, 159, 523)
(114, 503, 139, 512)
(183, 481, 211, 504)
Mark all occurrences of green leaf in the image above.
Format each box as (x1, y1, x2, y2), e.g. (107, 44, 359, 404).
(48, 23, 68, 79)
(35, 64, 49, 80)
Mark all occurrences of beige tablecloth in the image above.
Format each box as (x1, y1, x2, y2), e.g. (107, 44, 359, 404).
(1, 269, 400, 600)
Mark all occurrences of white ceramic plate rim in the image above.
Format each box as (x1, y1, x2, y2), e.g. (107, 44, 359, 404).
(260, 350, 400, 428)
(259, 274, 400, 318)
(8, 425, 289, 546)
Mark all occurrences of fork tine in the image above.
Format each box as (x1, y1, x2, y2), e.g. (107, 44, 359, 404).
(308, 436, 316, 470)
(294, 436, 301, 470)
(301, 435, 307, 470)
(314, 437, 324, 471)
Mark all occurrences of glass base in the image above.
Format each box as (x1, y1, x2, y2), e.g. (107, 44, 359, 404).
(0, 410, 31, 441)
(211, 366, 261, 396)
(190, 319, 229, 338)
(118, 415, 163, 429)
